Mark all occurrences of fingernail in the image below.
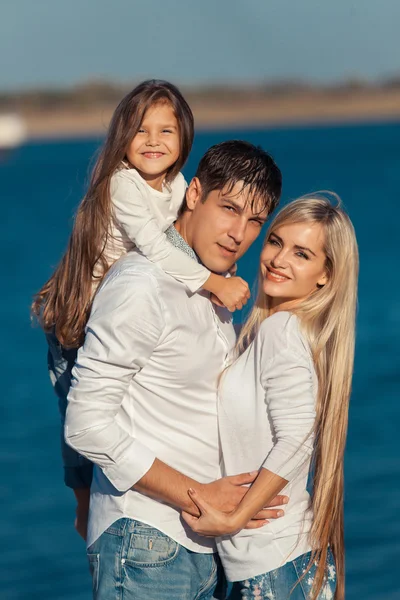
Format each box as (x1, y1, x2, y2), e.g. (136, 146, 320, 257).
(188, 488, 195, 494)
(249, 471, 258, 476)
(277, 510, 284, 517)
(283, 497, 289, 504)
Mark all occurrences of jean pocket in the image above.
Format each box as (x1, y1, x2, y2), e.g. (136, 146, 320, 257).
(88, 553, 100, 593)
(125, 526, 180, 568)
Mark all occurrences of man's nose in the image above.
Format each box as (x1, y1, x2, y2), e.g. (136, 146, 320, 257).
(228, 219, 247, 245)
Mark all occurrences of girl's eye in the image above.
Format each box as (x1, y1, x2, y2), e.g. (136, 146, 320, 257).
(137, 128, 145, 133)
(162, 129, 172, 133)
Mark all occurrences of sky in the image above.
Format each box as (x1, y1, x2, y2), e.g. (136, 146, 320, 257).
(1, 0, 400, 91)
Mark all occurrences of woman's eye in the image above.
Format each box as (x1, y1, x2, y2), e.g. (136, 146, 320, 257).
(162, 129, 172, 133)
(268, 238, 279, 246)
(296, 251, 309, 260)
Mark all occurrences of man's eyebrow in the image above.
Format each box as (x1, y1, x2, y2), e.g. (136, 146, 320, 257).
(220, 196, 267, 221)
(219, 197, 245, 213)
(269, 232, 317, 256)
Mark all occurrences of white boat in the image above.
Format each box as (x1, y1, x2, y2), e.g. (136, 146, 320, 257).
(0, 114, 26, 150)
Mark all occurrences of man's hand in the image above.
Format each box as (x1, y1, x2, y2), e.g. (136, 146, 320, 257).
(199, 472, 288, 524)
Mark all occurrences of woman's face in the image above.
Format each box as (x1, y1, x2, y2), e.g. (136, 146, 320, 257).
(260, 221, 328, 311)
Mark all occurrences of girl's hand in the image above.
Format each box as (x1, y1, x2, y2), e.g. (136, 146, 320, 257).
(204, 273, 250, 311)
(228, 263, 238, 276)
(181, 488, 268, 537)
(210, 293, 224, 308)
(214, 277, 250, 312)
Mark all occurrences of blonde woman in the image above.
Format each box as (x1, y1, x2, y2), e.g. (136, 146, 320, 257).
(182, 196, 358, 600)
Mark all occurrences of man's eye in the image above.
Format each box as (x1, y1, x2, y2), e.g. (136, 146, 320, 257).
(223, 205, 235, 212)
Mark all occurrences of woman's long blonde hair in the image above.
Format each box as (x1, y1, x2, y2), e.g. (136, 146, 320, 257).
(237, 194, 359, 600)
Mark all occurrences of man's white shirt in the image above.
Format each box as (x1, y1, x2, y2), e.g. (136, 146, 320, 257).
(65, 231, 235, 551)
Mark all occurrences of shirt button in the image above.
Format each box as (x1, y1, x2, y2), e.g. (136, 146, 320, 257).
(121, 558, 126, 565)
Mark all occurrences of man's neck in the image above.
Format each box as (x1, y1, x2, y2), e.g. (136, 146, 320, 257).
(174, 214, 193, 249)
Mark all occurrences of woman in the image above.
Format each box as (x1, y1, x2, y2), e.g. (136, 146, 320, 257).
(182, 195, 358, 600)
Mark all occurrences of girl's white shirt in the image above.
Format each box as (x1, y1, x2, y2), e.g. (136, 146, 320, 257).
(217, 311, 317, 581)
(93, 167, 210, 293)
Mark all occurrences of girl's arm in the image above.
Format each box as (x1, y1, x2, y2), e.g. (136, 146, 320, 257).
(112, 173, 249, 310)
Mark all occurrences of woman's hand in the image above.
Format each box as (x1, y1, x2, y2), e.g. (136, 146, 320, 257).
(181, 488, 268, 537)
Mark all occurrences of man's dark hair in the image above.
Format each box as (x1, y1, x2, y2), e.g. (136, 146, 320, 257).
(181, 140, 282, 215)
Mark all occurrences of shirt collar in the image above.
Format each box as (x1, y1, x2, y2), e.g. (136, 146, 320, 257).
(165, 225, 200, 263)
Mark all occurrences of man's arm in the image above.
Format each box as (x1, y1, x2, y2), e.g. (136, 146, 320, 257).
(65, 268, 164, 491)
(65, 267, 286, 520)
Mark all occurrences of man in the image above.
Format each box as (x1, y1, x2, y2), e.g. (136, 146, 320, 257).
(65, 140, 283, 599)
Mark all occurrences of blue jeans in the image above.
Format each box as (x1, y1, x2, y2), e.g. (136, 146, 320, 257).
(228, 549, 336, 600)
(87, 518, 226, 600)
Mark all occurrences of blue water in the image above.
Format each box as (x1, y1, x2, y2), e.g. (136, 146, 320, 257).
(2, 122, 399, 599)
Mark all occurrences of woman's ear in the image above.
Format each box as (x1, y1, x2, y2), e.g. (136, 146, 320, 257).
(316, 272, 328, 289)
(186, 177, 203, 211)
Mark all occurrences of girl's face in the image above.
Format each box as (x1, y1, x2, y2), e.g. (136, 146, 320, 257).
(126, 102, 180, 189)
(260, 221, 328, 311)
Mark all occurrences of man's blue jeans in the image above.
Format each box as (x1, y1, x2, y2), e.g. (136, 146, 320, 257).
(87, 518, 226, 600)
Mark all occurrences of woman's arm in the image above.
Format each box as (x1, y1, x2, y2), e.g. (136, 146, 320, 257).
(182, 317, 316, 536)
(182, 468, 287, 536)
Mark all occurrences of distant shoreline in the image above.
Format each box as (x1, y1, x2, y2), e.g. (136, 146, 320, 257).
(4, 84, 400, 140)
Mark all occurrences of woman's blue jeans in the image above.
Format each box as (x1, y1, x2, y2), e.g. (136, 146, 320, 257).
(228, 549, 336, 599)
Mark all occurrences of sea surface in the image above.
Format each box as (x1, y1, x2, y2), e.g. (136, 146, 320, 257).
(2, 122, 399, 599)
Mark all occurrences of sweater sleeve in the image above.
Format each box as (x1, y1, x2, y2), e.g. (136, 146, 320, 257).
(65, 269, 165, 492)
(260, 318, 316, 480)
(111, 173, 210, 293)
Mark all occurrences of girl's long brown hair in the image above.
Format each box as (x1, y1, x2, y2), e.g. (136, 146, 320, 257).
(237, 195, 359, 600)
(31, 80, 194, 348)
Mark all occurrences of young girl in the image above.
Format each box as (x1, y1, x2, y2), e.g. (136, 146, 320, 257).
(32, 80, 250, 533)
(182, 196, 359, 600)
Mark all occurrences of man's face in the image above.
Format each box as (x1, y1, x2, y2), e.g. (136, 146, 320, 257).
(180, 178, 269, 273)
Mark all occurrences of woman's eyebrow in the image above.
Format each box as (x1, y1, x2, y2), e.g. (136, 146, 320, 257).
(270, 232, 317, 257)
(294, 244, 316, 257)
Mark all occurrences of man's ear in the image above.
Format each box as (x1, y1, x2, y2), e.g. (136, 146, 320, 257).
(186, 177, 203, 211)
